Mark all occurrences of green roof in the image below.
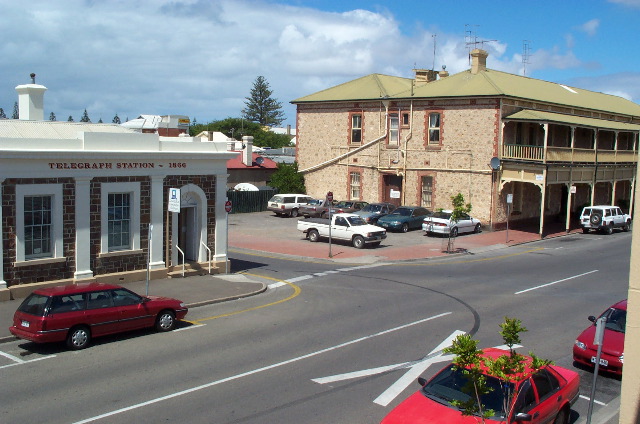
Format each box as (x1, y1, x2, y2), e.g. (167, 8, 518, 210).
(292, 68, 640, 118)
(505, 109, 640, 131)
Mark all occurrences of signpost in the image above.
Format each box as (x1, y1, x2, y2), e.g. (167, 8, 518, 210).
(506, 193, 513, 243)
(166, 188, 181, 271)
(327, 192, 333, 258)
(225, 200, 232, 273)
(586, 316, 607, 424)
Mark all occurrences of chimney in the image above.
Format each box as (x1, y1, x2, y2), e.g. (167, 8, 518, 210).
(15, 73, 47, 121)
(470, 49, 488, 74)
(439, 65, 449, 78)
(242, 135, 253, 166)
(413, 69, 439, 84)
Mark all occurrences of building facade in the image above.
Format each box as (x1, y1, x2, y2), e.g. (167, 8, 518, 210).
(0, 78, 237, 299)
(292, 50, 640, 236)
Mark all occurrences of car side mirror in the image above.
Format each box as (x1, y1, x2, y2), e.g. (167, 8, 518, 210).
(417, 377, 427, 386)
(513, 412, 532, 422)
(142, 297, 151, 303)
(588, 315, 596, 323)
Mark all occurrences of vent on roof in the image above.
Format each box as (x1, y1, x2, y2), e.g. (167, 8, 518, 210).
(559, 84, 578, 94)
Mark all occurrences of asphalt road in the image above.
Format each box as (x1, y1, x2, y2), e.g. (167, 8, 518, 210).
(0, 231, 629, 423)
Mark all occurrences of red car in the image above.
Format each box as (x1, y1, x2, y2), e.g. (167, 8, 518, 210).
(381, 348, 580, 424)
(9, 282, 188, 350)
(573, 299, 626, 376)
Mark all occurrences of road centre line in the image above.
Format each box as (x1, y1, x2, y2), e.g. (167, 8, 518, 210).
(72, 312, 451, 424)
(514, 270, 599, 294)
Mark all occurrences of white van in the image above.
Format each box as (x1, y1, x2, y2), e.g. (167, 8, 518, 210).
(267, 194, 313, 217)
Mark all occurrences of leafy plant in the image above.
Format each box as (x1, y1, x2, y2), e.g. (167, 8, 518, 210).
(443, 317, 551, 423)
(269, 162, 305, 194)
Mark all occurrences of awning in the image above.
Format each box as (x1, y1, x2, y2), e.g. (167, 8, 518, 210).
(504, 110, 640, 132)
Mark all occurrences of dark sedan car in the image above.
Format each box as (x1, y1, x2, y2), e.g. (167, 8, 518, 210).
(376, 206, 432, 232)
(354, 202, 396, 224)
(327, 200, 368, 215)
(299, 199, 336, 218)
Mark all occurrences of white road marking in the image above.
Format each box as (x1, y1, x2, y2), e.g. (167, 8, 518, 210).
(0, 349, 24, 363)
(515, 270, 598, 294)
(286, 275, 313, 283)
(0, 355, 56, 370)
(580, 394, 606, 406)
(72, 312, 451, 424)
(267, 281, 287, 289)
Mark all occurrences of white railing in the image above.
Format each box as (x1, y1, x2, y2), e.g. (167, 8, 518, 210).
(176, 246, 185, 277)
(201, 242, 212, 274)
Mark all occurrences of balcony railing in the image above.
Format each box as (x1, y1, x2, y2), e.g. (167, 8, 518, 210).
(503, 144, 637, 164)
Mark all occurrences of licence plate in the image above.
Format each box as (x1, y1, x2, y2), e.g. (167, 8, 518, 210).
(591, 356, 608, 366)
(21, 320, 30, 328)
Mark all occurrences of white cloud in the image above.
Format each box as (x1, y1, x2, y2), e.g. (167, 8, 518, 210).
(578, 19, 600, 36)
(608, 0, 640, 8)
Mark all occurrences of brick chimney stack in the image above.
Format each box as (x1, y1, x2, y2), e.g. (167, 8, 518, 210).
(470, 49, 488, 74)
(242, 136, 254, 166)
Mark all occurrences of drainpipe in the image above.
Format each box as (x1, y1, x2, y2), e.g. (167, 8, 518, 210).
(401, 101, 413, 206)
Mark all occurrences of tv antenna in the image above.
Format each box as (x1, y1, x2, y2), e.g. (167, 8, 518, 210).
(432, 34, 437, 70)
(465, 24, 496, 65)
(522, 40, 532, 76)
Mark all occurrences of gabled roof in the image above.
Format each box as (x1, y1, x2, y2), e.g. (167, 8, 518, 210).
(292, 68, 640, 118)
(292, 74, 413, 103)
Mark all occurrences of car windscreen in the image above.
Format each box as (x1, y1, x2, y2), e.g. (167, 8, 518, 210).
(361, 204, 382, 213)
(17, 293, 50, 316)
(431, 211, 452, 219)
(422, 364, 512, 420)
(390, 208, 411, 216)
(603, 308, 626, 333)
(306, 199, 322, 205)
(334, 201, 353, 208)
(347, 216, 367, 226)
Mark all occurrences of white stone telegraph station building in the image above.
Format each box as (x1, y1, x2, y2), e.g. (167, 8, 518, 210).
(0, 75, 237, 299)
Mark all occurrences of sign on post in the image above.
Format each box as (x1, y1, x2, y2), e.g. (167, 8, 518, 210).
(326, 191, 333, 202)
(168, 188, 181, 213)
(225, 200, 232, 213)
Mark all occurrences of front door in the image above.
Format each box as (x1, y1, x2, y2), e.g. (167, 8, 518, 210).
(178, 206, 199, 261)
(383, 175, 403, 207)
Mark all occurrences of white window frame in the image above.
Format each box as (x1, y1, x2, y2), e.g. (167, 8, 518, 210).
(101, 182, 140, 254)
(428, 112, 441, 145)
(421, 176, 433, 208)
(349, 172, 361, 199)
(16, 184, 64, 262)
(389, 113, 399, 146)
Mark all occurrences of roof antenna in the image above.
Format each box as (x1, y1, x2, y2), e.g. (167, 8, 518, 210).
(432, 34, 437, 71)
(522, 40, 532, 76)
(465, 24, 496, 64)
(30, 73, 36, 84)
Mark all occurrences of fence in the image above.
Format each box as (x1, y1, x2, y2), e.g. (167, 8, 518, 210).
(226, 188, 278, 214)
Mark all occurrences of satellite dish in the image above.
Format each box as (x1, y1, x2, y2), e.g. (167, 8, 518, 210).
(255, 156, 265, 166)
(234, 183, 259, 191)
(490, 157, 501, 170)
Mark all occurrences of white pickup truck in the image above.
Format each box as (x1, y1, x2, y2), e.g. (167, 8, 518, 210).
(297, 213, 386, 249)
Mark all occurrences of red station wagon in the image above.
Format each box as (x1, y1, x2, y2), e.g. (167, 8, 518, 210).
(9, 282, 188, 350)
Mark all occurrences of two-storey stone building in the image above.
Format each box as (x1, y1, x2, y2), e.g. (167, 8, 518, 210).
(292, 49, 640, 235)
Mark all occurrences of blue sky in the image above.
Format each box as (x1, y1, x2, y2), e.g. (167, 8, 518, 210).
(1, 0, 638, 127)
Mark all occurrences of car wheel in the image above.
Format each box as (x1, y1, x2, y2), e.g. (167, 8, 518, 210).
(352, 235, 365, 249)
(401, 223, 409, 233)
(623, 220, 631, 232)
(290, 208, 299, 218)
(308, 229, 320, 242)
(67, 326, 91, 350)
(450, 227, 459, 237)
(156, 310, 176, 332)
(553, 407, 569, 424)
(604, 222, 614, 235)
(474, 223, 481, 233)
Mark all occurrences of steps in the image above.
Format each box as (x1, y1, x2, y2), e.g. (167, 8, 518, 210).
(168, 261, 217, 278)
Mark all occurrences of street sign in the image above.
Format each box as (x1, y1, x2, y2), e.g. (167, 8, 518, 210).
(507, 193, 513, 204)
(571, 185, 577, 194)
(326, 191, 333, 202)
(225, 200, 232, 213)
(168, 188, 181, 213)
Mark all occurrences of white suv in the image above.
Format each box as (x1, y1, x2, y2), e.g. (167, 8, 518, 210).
(267, 194, 313, 217)
(580, 205, 631, 234)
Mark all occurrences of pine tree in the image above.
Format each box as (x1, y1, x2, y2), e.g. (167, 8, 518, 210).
(0, 108, 6, 119)
(12, 102, 19, 119)
(80, 109, 91, 122)
(49, 112, 56, 121)
(68, 115, 74, 122)
(241, 76, 285, 126)
(112, 113, 121, 124)
(98, 117, 103, 123)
